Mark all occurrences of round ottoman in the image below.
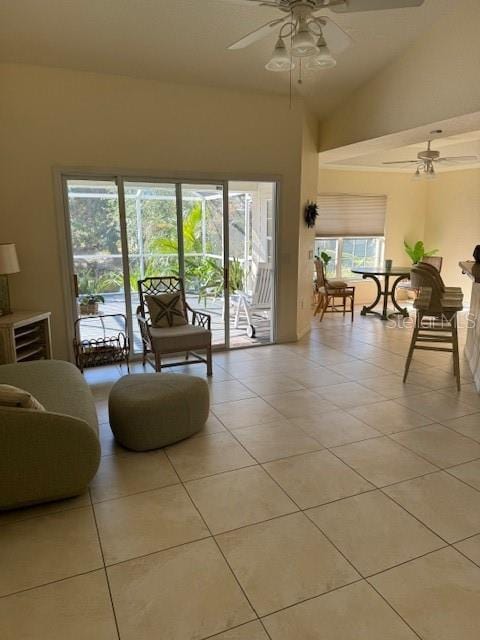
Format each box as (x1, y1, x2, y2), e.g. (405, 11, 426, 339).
(108, 373, 210, 451)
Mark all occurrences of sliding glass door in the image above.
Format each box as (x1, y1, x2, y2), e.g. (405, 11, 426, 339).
(64, 176, 276, 353)
(228, 181, 276, 347)
(67, 179, 127, 346)
(123, 181, 180, 352)
(181, 184, 226, 347)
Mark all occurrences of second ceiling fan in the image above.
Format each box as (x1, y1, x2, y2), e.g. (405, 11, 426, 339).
(383, 138, 478, 178)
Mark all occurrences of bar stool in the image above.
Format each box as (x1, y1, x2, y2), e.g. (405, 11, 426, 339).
(403, 265, 463, 391)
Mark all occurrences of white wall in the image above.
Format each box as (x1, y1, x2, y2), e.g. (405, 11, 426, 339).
(319, 0, 480, 152)
(0, 63, 317, 359)
(424, 168, 480, 301)
(297, 112, 320, 338)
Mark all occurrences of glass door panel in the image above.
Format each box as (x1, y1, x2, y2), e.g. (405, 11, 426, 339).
(228, 181, 276, 347)
(123, 181, 179, 353)
(65, 176, 276, 358)
(66, 179, 126, 345)
(181, 184, 225, 347)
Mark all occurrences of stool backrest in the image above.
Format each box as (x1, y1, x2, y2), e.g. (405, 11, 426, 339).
(421, 255, 443, 273)
(411, 266, 444, 315)
(418, 261, 446, 292)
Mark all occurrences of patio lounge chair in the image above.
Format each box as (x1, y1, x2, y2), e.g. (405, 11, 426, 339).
(137, 276, 212, 376)
(233, 263, 272, 338)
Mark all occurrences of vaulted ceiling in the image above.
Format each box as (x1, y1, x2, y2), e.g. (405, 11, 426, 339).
(0, 0, 458, 116)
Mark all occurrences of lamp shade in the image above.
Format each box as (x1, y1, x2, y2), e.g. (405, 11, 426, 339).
(266, 38, 294, 72)
(0, 244, 20, 275)
(291, 18, 318, 58)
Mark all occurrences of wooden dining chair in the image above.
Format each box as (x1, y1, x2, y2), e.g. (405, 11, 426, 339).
(313, 258, 355, 322)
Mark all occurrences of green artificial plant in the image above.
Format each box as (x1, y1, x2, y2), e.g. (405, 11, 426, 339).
(320, 251, 332, 266)
(79, 294, 105, 305)
(403, 240, 438, 265)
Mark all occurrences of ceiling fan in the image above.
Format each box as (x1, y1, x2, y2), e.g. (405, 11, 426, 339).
(226, 0, 425, 73)
(383, 139, 478, 179)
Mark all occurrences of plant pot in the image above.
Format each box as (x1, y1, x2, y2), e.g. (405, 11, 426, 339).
(80, 302, 99, 315)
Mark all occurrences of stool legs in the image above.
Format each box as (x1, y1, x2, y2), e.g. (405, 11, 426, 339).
(206, 347, 213, 377)
(451, 315, 461, 391)
(403, 315, 420, 383)
(403, 311, 461, 389)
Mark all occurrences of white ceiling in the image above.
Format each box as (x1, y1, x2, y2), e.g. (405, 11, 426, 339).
(0, 0, 458, 117)
(322, 129, 480, 172)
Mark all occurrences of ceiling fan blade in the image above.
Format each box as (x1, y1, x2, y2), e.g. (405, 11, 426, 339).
(228, 17, 287, 50)
(382, 160, 419, 165)
(220, 0, 280, 6)
(316, 16, 353, 54)
(330, 0, 424, 13)
(436, 156, 478, 162)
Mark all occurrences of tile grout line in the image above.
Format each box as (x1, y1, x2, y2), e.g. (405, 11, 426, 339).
(89, 487, 123, 640)
(0, 566, 109, 602)
(323, 448, 460, 547)
(365, 580, 424, 640)
(165, 450, 266, 639)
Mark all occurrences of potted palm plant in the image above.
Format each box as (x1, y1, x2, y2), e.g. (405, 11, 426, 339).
(404, 240, 438, 264)
(403, 240, 438, 300)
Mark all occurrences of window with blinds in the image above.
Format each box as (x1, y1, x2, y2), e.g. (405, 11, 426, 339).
(316, 193, 387, 237)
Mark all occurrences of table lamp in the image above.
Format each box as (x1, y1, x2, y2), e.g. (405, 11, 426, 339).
(0, 243, 20, 315)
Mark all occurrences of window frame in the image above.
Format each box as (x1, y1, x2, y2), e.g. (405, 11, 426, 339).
(315, 235, 385, 282)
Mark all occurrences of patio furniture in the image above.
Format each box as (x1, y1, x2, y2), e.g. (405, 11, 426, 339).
(108, 373, 209, 451)
(351, 265, 410, 321)
(137, 276, 212, 376)
(233, 263, 272, 338)
(313, 258, 355, 322)
(73, 314, 130, 373)
(404, 265, 463, 390)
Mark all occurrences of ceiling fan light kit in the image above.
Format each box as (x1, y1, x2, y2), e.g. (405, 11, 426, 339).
(291, 17, 319, 57)
(265, 37, 295, 71)
(228, 0, 426, 80)
(306, 37, 336, 69)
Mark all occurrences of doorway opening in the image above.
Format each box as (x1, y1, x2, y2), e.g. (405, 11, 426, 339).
(63, 175, 277, 355)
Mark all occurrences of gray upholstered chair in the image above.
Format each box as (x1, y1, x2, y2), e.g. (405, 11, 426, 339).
(0, 360, 100, 510)
(137, 276, 212, 376)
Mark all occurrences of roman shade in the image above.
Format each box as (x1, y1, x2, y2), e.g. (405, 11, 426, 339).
(316, 193, 387, 237)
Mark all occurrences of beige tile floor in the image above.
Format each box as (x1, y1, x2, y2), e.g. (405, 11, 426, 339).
(1, 312, 480, 639)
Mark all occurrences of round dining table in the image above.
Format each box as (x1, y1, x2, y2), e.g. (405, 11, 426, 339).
(351, 265, 411, 321)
